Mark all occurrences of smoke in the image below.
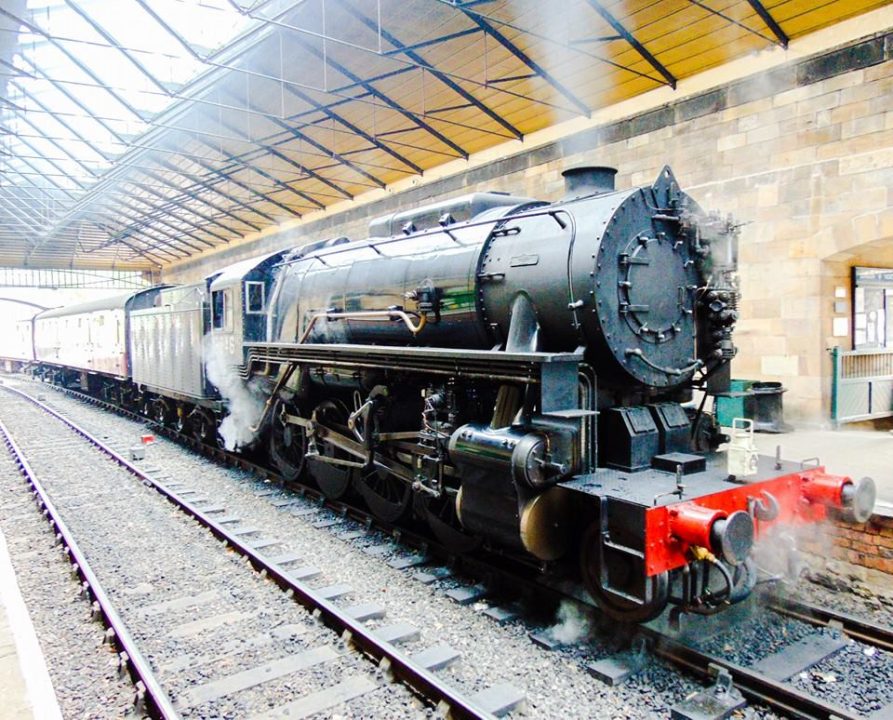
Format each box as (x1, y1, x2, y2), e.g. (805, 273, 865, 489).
(500, 1, 596, 125)
(548, 599, 593, 645)
(751, 523, 815, 582)
(202, 334, 265, 451)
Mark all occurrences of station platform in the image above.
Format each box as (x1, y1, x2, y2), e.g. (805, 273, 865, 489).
(0, 529, 62, 720)
(752, 426, 893, 517)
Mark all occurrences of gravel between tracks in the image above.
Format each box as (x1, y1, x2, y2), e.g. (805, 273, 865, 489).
(790, 641, 893, 715)
(0, 386, 424, 719)
(0, 418, 137, 718)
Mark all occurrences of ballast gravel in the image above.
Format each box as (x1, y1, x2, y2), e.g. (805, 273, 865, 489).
(0, 386, 423, 719)
(0, 414, 137, 718)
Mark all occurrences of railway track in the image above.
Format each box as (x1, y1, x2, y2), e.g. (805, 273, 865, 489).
(642, 626, 863, 720)
(0, 417, 178, 718)
(767, 595, 893, 654)
(0, 381, 513, 719)
(11, 375, 893, 720)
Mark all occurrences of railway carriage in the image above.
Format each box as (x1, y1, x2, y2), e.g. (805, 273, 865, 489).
(32, 289, 164, 394)
(8, 317, 35, 366)
(130, 282, 218, 431)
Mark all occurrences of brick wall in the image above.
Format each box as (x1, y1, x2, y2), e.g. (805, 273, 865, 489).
(799, 515, 893, 580)
(164, 30, 893, 423)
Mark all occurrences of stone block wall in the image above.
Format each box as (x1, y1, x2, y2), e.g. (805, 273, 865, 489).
(164, 30, 893, 423)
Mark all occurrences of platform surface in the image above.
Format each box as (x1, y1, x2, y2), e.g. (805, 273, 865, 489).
(0, 529, 63, 720)
(752, 426, 893, 517)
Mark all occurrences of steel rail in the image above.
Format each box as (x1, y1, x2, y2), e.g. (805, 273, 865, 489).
(0, 416, 180, 720)
(639, 627, 861, 720)
(0, 382, 496, 720)
(768, 595, 893, 653)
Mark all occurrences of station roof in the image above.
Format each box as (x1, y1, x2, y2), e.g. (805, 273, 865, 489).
(0, 0, 889, 270)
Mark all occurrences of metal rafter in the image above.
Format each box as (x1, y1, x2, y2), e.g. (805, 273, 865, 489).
(744, 0, 789, 48)
(281, 84, 418, 175)
(0, 7, 151, 121)
(460, 11, 590, 117)
(335, 0, 523, 140)
(8, 155, 80, 203)
(288, 32, 470, 160)
(94, 198, 210, 253)
(7, 107, 203, 257)
(84, 210, 189, 259)
(207, 94, 356, 199)
(583, 0, 676, 88)
(8, 174, 201, 263)
(174, 139, 297, 219)
(144, 163, 264, 232)
(62, 0, 175, 97)
(218, 82, 383, 191)
(184, 124, 326, 209)
(131, 0, 382, 195)
(0, 6, 273, 236)
(7, 131, 87, 192)
(0, 185, 55, 223)
(687, 0, 779, 46)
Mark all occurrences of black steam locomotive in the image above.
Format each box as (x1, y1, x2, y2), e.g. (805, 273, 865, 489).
(16, 165, 875, 622)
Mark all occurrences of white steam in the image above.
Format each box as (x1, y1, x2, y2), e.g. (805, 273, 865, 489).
(203, 334, 265, 451)
(549, 600, 592, 645)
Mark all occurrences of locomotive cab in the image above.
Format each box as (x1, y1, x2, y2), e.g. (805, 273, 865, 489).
(207, 249, 288, 371)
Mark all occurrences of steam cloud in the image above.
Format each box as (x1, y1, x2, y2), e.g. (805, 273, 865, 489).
(203, 334, 265, 451)
(549, 599, 592, 645)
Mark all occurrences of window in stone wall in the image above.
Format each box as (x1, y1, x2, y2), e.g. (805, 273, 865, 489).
(853, 267, 893, 350)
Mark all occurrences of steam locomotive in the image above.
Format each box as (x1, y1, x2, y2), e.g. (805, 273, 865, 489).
(10, 165, 876, 623)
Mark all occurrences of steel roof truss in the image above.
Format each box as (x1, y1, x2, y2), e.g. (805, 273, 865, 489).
(204, 97, 357, 198)
(62, 0, 176, 97)
(583, 0, 677, 88)
(744, 0, 789, 48)
(283, 84, 421, 174)
(462, 11, 590, 117)
(337, 0, 522, 140)
(290, 33, 468, 159)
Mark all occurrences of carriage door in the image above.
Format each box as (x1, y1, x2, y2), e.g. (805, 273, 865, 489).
(210, 287, 237, 370)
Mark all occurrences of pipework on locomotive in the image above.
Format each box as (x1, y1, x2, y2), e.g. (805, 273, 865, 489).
(19, 165, 877, 623)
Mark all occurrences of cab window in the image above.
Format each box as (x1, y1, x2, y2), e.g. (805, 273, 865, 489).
(212, 289, 233, 331)
(245, 281, 265, 314)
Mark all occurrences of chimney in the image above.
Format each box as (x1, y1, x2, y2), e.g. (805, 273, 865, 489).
(562, 166, 617, 199)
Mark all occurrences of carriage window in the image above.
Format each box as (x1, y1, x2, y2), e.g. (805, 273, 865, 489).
(212, 289, 233, 331)
(245, 281, 265, 314)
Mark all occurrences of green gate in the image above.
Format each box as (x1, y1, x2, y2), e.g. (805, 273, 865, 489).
(830, 347, 893, 425)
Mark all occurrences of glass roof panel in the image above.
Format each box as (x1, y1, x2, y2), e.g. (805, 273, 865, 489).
(154, 0, 255, 54)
